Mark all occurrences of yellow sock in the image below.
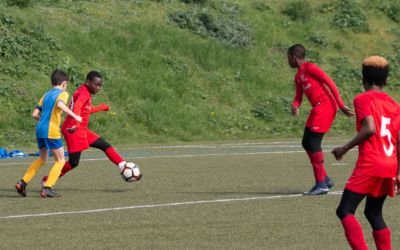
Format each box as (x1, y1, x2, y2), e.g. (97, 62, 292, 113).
(45, 160, 65, 188)
(22, 158, 45, 184)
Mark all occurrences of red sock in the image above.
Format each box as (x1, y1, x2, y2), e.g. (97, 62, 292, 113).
(373, 228, 391, 250)
(42, 161, 73, 183)
(341, 215, 368, 250)
(59, 161, 73, 177)
(306, 151, 326, 183)
(322, 167, 327, 178)
(105, 147, 124, 166)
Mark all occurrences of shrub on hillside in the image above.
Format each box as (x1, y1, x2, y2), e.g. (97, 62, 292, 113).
(282, 0, 312, 21)
(169, 9, 252, 48)
(181, 0, 207, 4)
(252, 2, 271, 12)
(378, 1, 400, 22)
(331, 0, 369, 32)
(6, 0, 31, 8)
(318, 2, 336, 13)
(251, 97, 292, 122)
(329, 57, 362, 100)
(308, 35, 328, 48)
(0, 13, 60, 77)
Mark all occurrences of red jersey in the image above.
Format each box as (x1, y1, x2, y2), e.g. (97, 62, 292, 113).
(354, 90, 400, 178)
(292, 62, 345, 109)
(63, 84, 106, 130)
(63, 84, 92, 129)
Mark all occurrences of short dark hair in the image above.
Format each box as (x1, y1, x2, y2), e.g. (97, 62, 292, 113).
(86, 71, 102, 81)
(362, 56, 389, 86)
(51, 70, 69, 86)
(288, 44, 306, 59)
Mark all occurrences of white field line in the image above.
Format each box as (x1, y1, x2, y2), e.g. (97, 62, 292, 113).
(0, 191, 343, 220)
(0, 148, 356, 167)
(115, 139, 349, 150)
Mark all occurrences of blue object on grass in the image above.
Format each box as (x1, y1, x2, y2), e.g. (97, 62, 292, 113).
(9, 150, 26, 157)
(0, 148, 9, 158)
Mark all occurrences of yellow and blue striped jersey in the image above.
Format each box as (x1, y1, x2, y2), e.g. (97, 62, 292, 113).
(36, 88, 69, 139)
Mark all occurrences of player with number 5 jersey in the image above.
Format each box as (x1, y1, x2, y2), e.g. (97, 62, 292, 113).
(332, 56, 400, 250)
(353, 90, 400, 178)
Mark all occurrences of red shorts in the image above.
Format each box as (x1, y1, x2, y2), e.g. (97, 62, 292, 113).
(306, 102, 337, 133)
(62, 125, 100, 153)
(345, 170, 395, 197)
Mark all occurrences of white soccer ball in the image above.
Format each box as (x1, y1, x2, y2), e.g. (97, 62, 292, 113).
(120, 162, 142, 182)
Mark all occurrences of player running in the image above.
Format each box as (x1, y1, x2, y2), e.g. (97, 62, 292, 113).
(42, 71, 141, 184)
(15, 70, 82, 197)
(332, 56, 399, 250)
(287, 44, 354, 195)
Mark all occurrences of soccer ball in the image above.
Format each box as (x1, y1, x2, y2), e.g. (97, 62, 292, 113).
(120, 162, 142, 182)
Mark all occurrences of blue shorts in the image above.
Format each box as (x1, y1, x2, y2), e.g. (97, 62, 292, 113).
(37, 138, 63, 149)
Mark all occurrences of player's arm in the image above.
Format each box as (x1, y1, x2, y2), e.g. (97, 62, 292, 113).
(57, 92, 82, 123)
(331, 116, 375, 160)
(32, 97, 43, 121)
(308, 64, 354, 117)
(91, 103, 110, 113)
(65, 94, 87, 133)
(32, 107, 41, 121)
(57, 100, 82, 123)
(292, 80, 302, 117)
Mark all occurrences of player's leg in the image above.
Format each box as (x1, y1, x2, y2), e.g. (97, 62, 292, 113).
(16, 142, 48, 197)
(302, 127, 329, 195)
(365, 195, 391, 250)
(89, 137, 126, 171)
(41, 145, 66, 198)
(41, 152, 82, 185)
(336, 189, 368, 250)
(42, 125, 87, 184)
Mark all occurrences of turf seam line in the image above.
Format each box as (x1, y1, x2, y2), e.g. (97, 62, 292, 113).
(0, 191, 343, 219)
(114, 139, 348, 150)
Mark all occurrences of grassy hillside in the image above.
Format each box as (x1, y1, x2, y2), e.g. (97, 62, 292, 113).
(1, 0, 400, 147)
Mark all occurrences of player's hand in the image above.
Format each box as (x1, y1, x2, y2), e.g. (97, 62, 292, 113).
(100, 103, 110, 111)
(395, 176, 400, 195)
(66, 125, 78, 133)
(331, 146, 347, 160)
(291, 106, 299, 117)
(75, 115, 82, 123)
(341, 106, 354, 117)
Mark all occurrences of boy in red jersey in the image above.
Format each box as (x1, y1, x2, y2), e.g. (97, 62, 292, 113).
(287, 44, 354, 195)
(42, 71, 141, 183)
(332, 56, 400, 250)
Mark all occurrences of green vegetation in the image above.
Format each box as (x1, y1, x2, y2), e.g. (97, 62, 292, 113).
(1, 0, 400, 147)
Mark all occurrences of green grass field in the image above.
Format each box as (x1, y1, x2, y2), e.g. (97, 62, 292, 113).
(1, 140, 399, 249)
